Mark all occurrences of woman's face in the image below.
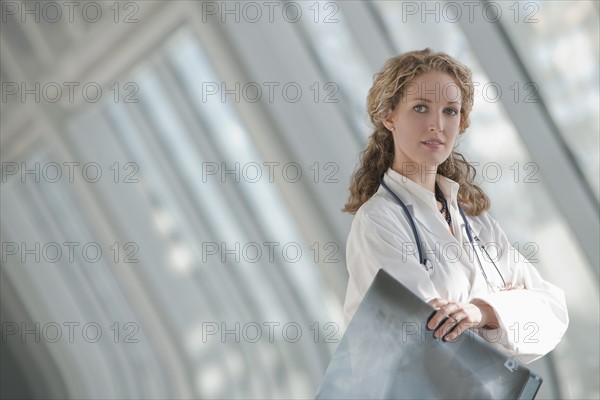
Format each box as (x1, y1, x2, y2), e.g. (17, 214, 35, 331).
(383, 71, 462, 174)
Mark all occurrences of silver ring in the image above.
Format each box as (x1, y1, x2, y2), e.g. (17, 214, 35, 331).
(450, 314, 460, 323)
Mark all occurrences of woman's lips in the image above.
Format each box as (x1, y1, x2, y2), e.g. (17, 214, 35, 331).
(421, 140, 444, 149)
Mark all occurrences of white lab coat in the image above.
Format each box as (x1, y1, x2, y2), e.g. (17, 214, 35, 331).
(344, 168, 569, 364)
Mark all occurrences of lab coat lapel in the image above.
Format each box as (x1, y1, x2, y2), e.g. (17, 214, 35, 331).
(410, 201, 449, 241)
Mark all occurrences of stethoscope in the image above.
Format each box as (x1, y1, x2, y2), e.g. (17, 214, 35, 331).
(379, 177, 507, 291)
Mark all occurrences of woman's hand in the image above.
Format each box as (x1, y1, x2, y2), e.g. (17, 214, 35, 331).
(426, 298, 499, 341)
(502, 283, 525, 291)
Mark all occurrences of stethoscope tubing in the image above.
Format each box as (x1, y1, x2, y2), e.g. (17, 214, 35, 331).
(379, 178, 427, 266)
(378, 176, 507, 289)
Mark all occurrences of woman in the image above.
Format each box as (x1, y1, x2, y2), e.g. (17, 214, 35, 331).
(342, 49, 568, 363)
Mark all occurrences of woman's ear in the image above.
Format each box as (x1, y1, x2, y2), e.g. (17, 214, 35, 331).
(382, 111, 395, 132)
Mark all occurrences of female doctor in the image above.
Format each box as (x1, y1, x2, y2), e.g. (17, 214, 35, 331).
(342, 49, 568, 363)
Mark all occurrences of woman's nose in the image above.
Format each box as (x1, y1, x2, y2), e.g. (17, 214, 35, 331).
(429, 116, 443, 133)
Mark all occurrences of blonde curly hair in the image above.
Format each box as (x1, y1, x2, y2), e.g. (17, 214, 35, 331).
(342, 48, 490, 216)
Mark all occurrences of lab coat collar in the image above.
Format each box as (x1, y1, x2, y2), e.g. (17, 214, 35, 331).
(380, 168, 482, 240)
(382, 167, 458, 209)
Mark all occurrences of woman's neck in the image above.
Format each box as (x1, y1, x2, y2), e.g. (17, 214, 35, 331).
(391, 161, 438, 193)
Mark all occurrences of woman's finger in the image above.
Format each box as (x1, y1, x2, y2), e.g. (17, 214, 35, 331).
(434, 312, 465, 339)
(443, 319, 470, 341)
(428, 303, 461, 334)
(433, 304, 484, 339)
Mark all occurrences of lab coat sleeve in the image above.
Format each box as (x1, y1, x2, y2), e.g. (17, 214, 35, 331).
(472, 218, 569, 364)
(343, 202, 442, 324)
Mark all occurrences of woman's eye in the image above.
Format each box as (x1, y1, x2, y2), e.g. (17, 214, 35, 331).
(414, 105, 459, 115)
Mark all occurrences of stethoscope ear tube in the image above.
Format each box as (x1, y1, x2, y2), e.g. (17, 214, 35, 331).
(379, 177, 428, 266)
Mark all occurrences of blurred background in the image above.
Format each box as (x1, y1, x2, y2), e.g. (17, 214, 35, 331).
(0, 0, 598, 399)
